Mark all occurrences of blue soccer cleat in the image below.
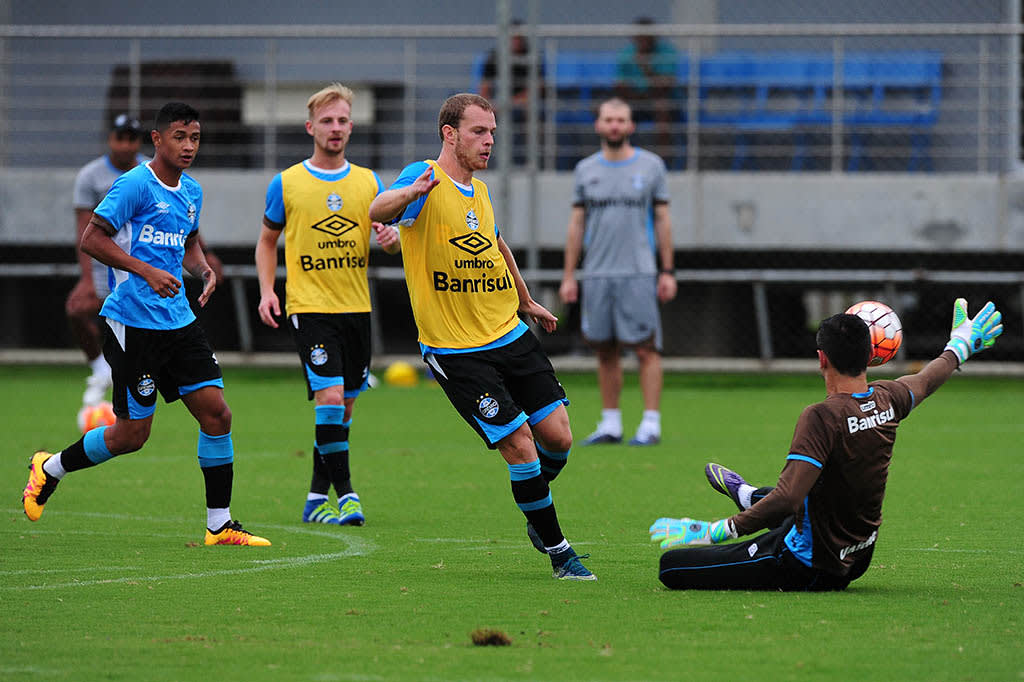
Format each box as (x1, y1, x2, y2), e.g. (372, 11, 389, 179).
(338, 492, 365, 526)
(628, 433, 661, 446)
(550, 547, 596, 581)
(705, 462, 748, 511)
(581, 429, 622, 446)
(302, 498, 341, 524)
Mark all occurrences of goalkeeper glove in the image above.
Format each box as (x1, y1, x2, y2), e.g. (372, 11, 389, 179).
(649, 517, 737, 548)
(944, 298, 1003, 365)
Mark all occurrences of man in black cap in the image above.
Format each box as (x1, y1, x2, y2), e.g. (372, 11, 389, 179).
(68, 113, 222, 407)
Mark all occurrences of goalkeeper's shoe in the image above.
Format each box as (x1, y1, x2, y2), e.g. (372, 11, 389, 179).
(338, 493, 365, 526)
(204, 520, 271, 546)
(302, 499, 341, 525)
(550, 547, 596, 581)
(705, 462, 748, 512)
(23, 451, 59, 522)
(526, 522, 547, 554)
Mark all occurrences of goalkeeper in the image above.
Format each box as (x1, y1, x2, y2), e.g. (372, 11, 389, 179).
(650, 299, 1003, 591)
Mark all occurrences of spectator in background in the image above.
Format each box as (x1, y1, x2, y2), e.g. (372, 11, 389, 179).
(477, 19, 545, 165)
(68, 114, 222, 408)
(560, 98, 676, 447)
(616, 17, 681, 167)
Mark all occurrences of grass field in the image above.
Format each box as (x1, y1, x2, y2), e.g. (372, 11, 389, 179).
(2, 364, 1022, 681)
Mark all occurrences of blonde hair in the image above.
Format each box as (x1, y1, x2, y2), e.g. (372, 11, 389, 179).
(307, 83, 354, 120)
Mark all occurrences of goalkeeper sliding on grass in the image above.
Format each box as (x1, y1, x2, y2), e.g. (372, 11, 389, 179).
(650, 299, 1003, 591)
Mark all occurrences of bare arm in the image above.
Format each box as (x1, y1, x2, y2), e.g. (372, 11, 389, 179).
(653, 202, 677, 303)
(74, 208, 95, 281)
(81, 215, 182, 299)
(182, 232, 216, 307)
(255, 222, 283, 328)
(498, 235, 557, 333)
(368, 167, 439, 223)
(895, 350, 959, 408)
(559, 205, 585, 304)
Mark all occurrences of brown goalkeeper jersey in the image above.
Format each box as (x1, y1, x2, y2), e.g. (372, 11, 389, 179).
(730, 352, 959, 577)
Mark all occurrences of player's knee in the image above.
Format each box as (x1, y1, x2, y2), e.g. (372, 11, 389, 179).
(107, 421, 151, 454)
(204, 403, 232, 434)
(541, 430, 573, 453)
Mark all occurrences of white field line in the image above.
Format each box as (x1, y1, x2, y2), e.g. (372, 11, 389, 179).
(3, 513, 376, 591)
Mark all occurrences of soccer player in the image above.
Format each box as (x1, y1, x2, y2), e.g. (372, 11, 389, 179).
(23, 102, 270, 547)
(649, 299, 1003, 590)
(559, 97, 676, 446)
(68, 113, 223, 407)
(368, 93, 594, 580)
(256, 83, 396, 526)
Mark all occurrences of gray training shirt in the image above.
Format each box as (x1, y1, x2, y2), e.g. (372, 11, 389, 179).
(572, 148, 669, 279)
(72, 153, 149, 210)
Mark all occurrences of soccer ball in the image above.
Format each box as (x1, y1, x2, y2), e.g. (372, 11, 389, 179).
(77, 401, 116, 433)
(384, 361, 419, 387)
(845, 300, 903, 366)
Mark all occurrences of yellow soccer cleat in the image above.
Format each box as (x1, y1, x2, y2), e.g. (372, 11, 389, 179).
(23, 450, 59, 522)
(204, 520, 272, 547)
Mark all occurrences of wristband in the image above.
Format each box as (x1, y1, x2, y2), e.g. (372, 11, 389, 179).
(659, 269, 674, 276)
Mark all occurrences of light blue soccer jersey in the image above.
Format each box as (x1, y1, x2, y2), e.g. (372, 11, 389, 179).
(95, 162, 202, 330)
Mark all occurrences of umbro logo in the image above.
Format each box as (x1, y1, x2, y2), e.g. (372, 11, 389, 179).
(449, 232, 492, 256)
(311, 214, 358, 237)
(155, 201, 170, 214)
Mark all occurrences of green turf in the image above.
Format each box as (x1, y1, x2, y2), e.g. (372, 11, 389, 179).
(2, 364, 1021, 681)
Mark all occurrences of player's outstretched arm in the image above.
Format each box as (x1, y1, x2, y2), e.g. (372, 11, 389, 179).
(368, 167, 439, 223)
(896, 298, 1005, 408)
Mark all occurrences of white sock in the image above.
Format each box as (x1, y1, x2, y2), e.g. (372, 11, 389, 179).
(738, 484, 756, 510)
(307, 492, 328, 502)
(89, 355, 111, 377)
(640, 410, 661, 432)
(545, 539, 571, 554)
(43, 453, 66, 480)
(207, 507, 231, 532)
(599, 408, 622, 435)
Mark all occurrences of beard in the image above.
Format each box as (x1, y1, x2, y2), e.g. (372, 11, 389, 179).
(601, 134, 627, 149)
(455, 141, 487, 171)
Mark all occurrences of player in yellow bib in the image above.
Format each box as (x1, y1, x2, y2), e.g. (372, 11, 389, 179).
(256, 84, 399, 527)
(370, 93, 594, 580)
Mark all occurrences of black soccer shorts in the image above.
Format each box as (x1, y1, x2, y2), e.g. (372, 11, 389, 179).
(103, 319, 223, 420)
(424, 329, 567, 449)
(289, 312, 371, 401)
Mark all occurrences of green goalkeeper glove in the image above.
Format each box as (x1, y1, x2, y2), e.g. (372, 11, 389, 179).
(944, 298, 1003, 365)
(649, 517, 737, 548)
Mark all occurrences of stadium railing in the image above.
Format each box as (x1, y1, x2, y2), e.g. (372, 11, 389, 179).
(3, 262, 1019, 365)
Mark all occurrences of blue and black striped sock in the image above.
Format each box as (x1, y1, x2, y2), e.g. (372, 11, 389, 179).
(509, 460, 564, 548)
(197, 430, 234, 510)
(315, 405, 353, 496)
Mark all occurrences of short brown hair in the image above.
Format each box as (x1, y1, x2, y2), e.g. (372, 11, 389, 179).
(438, 93, 493, 141)
(307, 83, 354, 121)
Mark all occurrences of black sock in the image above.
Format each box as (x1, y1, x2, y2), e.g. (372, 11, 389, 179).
(310, 446, 330, 496)
(58, 437, 97, 473)
(315, 407, 353, 497)
(201, 463, 233, 509)
(509, 461, 564, 548)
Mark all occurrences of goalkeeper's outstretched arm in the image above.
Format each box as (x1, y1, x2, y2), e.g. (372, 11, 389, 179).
(897, 298, 1004, 408)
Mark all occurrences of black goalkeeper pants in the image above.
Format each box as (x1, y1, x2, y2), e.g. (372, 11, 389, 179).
(658, 518, 872, 591)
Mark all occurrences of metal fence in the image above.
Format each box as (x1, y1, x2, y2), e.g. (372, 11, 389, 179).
(0, 20, 1022, 364)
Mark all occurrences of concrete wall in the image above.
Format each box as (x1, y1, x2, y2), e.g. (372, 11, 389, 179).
(4, 168, 1024, 252)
